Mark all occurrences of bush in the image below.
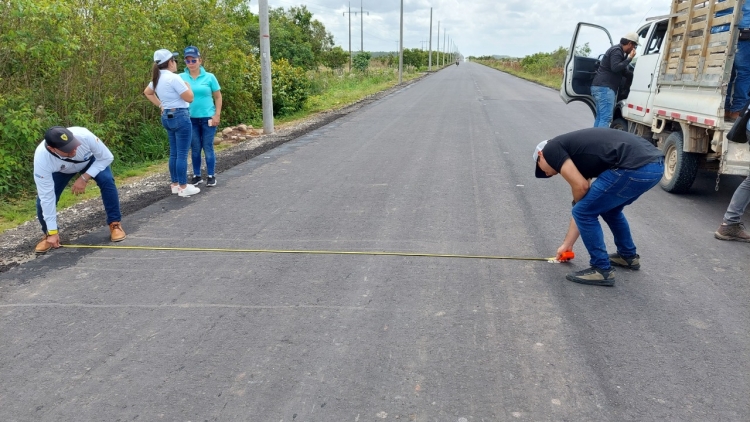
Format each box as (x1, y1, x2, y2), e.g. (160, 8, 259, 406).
(353, 52, 371, 73)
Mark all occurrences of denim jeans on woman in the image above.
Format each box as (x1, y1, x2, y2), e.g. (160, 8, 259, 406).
(190, 117, 217, 177)
(161, 108, 191, 185)
(591, 85, 616, 128)
(572, 159, 664, 270)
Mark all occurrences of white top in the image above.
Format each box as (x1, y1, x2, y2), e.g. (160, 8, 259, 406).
(33, 127, 115, 231)
(148, 70, 190, 109)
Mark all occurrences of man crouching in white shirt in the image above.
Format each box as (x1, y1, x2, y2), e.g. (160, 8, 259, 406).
(33, 126, 126, 254)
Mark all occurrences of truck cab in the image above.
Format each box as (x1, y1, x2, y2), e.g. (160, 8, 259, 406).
(560, 0, 750, 194)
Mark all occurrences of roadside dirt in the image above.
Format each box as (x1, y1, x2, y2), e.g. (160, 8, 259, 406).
(0, 75, 428, 273)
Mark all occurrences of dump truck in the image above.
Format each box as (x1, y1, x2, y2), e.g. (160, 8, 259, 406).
(560, 0, 750, 193)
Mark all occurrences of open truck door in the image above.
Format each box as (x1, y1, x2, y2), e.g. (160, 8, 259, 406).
(560, 23, 613, 115)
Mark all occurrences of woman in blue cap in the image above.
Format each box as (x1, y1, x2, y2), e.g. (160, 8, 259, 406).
(181, 46, 222, 187)
(144, 49, 200, 197)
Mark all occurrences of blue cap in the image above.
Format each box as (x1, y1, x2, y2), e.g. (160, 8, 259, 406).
(184, 46, 201, 58)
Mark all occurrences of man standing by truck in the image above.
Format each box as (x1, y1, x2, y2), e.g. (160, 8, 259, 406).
(534, 128, 664, 286)
(590, 33, 639, 128)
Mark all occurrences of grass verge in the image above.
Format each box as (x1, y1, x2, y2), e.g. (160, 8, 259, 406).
(474, 60, 562, 89)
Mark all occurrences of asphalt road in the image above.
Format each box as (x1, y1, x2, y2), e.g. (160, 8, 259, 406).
(1, 62, 748, 421)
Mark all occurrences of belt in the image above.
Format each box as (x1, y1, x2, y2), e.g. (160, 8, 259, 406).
(163, 108, 187, 112)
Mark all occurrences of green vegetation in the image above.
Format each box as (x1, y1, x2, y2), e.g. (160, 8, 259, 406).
(471, 43, 590, 89)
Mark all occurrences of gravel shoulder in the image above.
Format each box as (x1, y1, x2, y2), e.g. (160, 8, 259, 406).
(0, 74, 429, 273)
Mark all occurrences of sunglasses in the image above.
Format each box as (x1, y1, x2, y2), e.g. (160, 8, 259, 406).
(185, 59, 198, 64)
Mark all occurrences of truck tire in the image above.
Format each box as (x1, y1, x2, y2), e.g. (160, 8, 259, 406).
(610, 117, 628, 132)
(659, 131, 699, 193)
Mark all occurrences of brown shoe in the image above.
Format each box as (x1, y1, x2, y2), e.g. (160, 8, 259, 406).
(35, 235, 52, 254)
(714, 223, 750, 242)
(109, 222, 126, 242)
(727, 111, 741, 122)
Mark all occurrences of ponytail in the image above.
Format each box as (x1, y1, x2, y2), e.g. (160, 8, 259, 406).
(151, 59, 172, 89)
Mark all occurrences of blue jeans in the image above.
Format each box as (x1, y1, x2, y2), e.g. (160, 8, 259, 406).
(591, 85, 616, 128)
(723, 174, 750, 224)
(161, 108, 191, 185)
(190, 117, 217, 176)
(572, 159, 664, 270)
(726, 40, 750, 112)
(36, 161, 121, 233)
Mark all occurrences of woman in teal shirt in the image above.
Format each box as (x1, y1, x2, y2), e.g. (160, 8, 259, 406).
(181, 46, 222, 187)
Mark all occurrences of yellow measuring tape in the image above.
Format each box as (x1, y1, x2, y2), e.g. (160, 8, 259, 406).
(61, 244, 560, 262)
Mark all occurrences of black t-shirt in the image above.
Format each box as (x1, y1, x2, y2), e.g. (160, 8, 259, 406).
(542, 128, 663, 179)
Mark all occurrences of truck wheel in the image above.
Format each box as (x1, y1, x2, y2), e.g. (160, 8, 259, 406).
(610, 118, 628, 132)
(659, 131, 699, 193)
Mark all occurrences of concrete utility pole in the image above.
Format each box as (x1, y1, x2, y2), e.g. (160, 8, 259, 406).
(259, 0, 274, 134)
(442, 29, 446, 66)
(360, 1, 369, 52)
(398, 0, 403, 83)
(430, 21, 440, 67)
(344, 3, 353, 71)
(428, 8, 433, 71)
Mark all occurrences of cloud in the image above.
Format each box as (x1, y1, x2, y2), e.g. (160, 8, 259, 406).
(250, 0, 671, 57)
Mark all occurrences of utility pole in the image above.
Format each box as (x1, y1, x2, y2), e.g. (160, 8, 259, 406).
(259, 0, 274, 134)
(343, 3, 353, 71)
(442, 29, 446, 66)
(436, 20, 440, 69)
(428, 8, 433, 71)
(398, 0, 403, 83)
(360, 0, 369, 52)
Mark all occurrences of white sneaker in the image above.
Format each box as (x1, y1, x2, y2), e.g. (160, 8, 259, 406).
(171, 185, 179, 194)
(178, 184, 200, 197)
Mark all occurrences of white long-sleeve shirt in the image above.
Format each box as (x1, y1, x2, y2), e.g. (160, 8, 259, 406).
(33, 127, 114, 232)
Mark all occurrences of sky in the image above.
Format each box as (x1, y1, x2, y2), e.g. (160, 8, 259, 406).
(249, 0, 673, 58)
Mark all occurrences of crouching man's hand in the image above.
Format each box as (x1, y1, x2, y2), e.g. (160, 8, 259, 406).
(71, 174, 89, 195)
(47, 234, 61, 248)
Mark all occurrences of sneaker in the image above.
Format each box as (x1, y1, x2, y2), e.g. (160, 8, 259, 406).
(565, 267, 616, 287)
(609, 253, 640, 270)
(109, 222, 126, 242)
(191, 175, 203, 185)
(178, 184, 200, 197)
(206, 176, 216, 187)
(171, 184, 179, 194)
(35, 235, 52, 254)
(714, 222, 750, 242)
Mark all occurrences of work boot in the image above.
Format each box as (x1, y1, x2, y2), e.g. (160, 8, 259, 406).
(35, 235, 52, 254)
(714, 223, 750, 242)
(609, 253, 640, 270)
(727, 111, 741, 122)
(109, 222, 126, 242)
(565, 267, 616, 287)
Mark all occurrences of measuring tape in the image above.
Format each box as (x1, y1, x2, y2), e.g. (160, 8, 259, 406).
(61, 244, 575, 262)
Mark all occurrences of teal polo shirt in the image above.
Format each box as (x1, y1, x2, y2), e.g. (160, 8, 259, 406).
(180, 67, 221, 118)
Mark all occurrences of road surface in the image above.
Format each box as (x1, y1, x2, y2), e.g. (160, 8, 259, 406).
(1, 62, 748, 421)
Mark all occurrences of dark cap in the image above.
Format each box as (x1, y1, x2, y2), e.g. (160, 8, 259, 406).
(184, 46, 201, 58)
(44, 126, 81, 153)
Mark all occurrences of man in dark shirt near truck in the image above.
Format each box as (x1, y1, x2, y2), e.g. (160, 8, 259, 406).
(534, 128, 664, 286)
(591, 33, 639, 128)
